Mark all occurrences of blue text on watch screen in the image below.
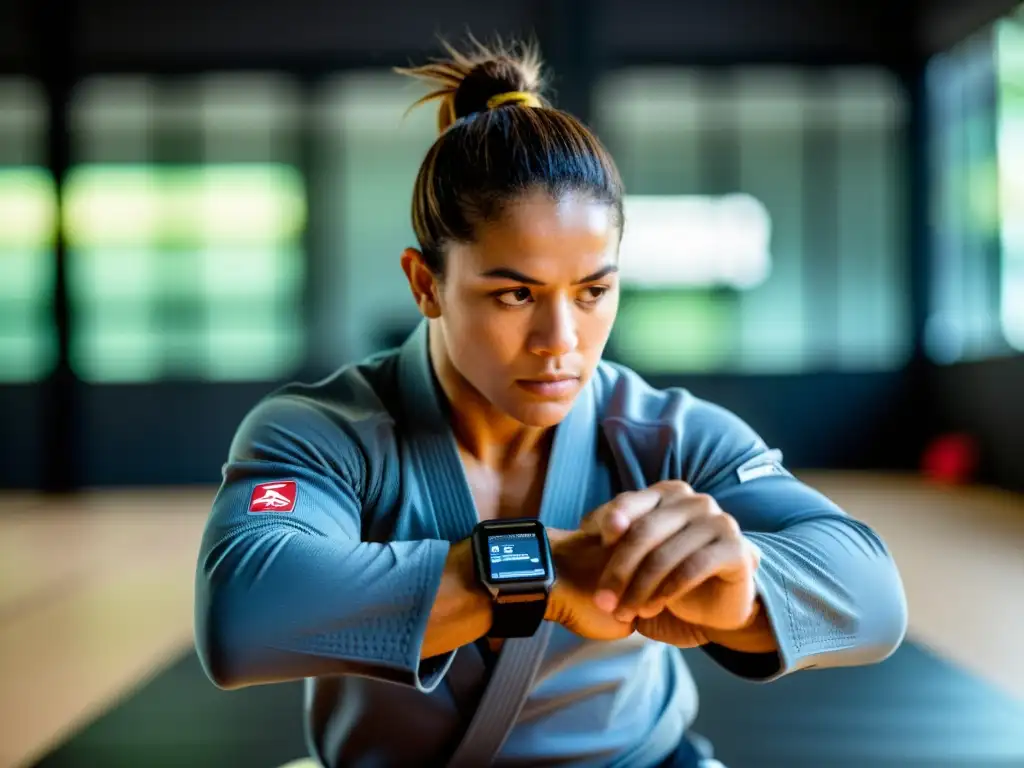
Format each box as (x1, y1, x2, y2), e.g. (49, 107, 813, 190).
(486, 532, 545, 581)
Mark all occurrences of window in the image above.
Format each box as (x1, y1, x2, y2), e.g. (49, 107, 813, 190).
(925, 22, 1013, 364)
(997, 16, 1024, 351)
(65, 74, 307, 382)
(310, 71, 437, 366)
(594, 67, 910, 373)
(0, 78, 57, 383)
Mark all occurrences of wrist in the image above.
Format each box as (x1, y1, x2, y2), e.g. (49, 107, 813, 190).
(451, 537, 493, 619)
(700, 598, 778, 653)
(468, 522, 561, 638)
(544, 528, 576, 624)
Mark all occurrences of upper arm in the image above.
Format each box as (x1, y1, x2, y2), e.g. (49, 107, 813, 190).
(211, 397, 368, 536)
(679, 397, 849, 532)
(201, 393, 371, 580)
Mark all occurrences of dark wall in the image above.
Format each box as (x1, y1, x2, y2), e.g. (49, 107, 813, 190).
(0, 373, 920, 489)
(0, 386, 47, 489)
(0, 0, 31, 71)
(917, 0, 1023, 52)
(932, 357, 1024, 492)
(652, 371, 923, 471)
(72, 0, 899, 65)
(75, 383, 285, 487)
(4, 0, 1017, 72)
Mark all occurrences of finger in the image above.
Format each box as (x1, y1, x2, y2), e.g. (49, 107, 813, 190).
(592, 505, 693, 613)
(635, 598, 667, 620)
(617, 519, 722, 618)
(647, 479, 697, 497)
(582, 480, 698, 547)
(580, 488, 663, 545)
(635, 612, 709, 648)
(658, 535, 749, 602)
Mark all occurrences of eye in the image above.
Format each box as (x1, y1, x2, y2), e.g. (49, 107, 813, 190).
(577, 286, 609, 306)
(495, 287, 533, 307)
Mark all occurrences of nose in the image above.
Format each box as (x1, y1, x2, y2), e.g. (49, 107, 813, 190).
(528, 295, 578, 358)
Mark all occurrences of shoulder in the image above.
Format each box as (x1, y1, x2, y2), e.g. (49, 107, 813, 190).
(591, 359, 754, 438)
(591, 360, 776, 491)
(228, 349, 403, 486)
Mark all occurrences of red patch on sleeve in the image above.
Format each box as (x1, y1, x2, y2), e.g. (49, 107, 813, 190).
(248, 481, 298, 513)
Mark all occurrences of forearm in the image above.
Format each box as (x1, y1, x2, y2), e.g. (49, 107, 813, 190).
(420, 539, 493, 659)
(196, 522, 451, 691)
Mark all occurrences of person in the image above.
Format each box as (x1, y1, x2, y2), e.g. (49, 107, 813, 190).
(193, 38, 908, 768)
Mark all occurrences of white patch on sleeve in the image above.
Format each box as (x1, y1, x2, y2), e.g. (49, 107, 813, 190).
(736, 449, 791, 483)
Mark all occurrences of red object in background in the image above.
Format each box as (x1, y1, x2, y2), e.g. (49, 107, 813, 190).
(921, 433, 979, 485)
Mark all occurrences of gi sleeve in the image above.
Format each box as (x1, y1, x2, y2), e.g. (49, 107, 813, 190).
(681, 397, 908, 681)
(194, 394, 455, 693)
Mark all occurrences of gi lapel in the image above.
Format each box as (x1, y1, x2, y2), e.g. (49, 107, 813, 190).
(396, 319, 600, 765)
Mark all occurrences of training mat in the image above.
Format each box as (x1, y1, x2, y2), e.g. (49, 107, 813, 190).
(33, 642, 1024, 768)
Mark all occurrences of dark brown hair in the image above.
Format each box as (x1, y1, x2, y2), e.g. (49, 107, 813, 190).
(395, 37, 625, 275)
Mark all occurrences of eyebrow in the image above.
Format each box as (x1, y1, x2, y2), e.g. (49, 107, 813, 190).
(479, 264, 619, 286)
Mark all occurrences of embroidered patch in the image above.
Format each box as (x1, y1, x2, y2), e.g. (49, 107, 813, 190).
(248, 481, 298, 513)
(736, 449, 791, 483)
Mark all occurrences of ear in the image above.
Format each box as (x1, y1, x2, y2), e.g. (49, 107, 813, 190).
(400, 248, 442, 319)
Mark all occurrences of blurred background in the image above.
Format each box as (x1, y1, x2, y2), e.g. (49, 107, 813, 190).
(1, 0, 1023, 766)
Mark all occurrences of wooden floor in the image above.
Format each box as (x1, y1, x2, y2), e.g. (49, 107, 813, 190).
(1, 472, 1022, 768)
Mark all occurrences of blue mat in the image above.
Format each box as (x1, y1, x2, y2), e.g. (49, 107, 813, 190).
(33, 641, 1024, 768)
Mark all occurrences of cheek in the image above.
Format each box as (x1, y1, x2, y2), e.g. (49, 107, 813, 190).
(445, 300, 525, 363)
(482, 315, 531, 363)
(580, 296, 619, 349)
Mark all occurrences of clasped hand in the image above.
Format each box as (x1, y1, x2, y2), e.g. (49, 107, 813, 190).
(549, 480, 761, 647)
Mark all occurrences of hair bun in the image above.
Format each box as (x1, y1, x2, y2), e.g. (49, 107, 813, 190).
(395, 37, 545, 134)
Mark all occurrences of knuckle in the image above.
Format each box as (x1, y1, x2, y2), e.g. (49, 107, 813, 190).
(591, 494, 630, 528)
(612, 491, 635, 507)
(689, 493, 719, 518)
(658, 479, 689, 492)
(715, 513, 741, 537)
(659, 479, 694, 498)
(610, 491, 642, 517)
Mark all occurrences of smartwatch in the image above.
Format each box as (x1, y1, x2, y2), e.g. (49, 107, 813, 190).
(471, 518, 556, 639)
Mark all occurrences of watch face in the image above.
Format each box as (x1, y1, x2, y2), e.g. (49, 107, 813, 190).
(485, 530, 547, 582)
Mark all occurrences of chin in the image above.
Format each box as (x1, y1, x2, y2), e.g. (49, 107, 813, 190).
(503, 398, 576, 428)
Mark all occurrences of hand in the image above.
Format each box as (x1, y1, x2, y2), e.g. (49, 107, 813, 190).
(545, 529, 637, 642)
(580, 481, 761, 644)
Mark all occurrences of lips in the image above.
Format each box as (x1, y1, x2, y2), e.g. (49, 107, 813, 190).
(515, 375, 580, 398)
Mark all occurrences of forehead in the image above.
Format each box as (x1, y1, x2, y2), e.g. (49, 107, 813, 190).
(452, 192, 620, 278)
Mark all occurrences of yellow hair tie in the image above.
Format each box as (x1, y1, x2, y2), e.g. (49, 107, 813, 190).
(486, 91, 542, 110)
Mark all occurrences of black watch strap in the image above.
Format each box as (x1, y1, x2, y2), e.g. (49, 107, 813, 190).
(488, 595, 548, 639)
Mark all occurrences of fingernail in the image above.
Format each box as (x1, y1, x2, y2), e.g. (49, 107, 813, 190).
(594, 589, 618, 612)
(610, 512, 629, 530)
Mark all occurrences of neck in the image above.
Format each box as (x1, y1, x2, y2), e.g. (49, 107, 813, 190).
(428, 321, 551, 467)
